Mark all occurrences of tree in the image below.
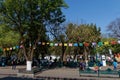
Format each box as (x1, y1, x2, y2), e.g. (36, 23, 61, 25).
(48, 34, 67, 62)
(0, 0, 67, 71)
(66, 23, 101, 60)
(107, 18, 120, 38)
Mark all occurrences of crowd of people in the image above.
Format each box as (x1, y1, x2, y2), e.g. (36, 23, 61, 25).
(0, 54, 120, 71)
(78, 54, 119, 71)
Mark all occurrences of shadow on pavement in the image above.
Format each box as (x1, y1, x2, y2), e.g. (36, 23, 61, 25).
(0, 77, 43, 80)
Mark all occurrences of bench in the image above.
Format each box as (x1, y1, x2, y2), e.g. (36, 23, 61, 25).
(79, 68, 120, 78)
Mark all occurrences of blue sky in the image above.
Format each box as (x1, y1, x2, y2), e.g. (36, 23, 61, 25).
(63, 0, 120, 33)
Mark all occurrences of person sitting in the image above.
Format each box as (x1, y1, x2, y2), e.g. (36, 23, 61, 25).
(89, 66, 98, 71)
(89, 63, 99, 71)
(79, 60, 86, 70)
(113, 59, 118, 70)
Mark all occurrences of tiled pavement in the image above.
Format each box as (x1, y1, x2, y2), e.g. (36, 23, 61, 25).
(0, 65, 120, 80)
(35, 67, 120, 80)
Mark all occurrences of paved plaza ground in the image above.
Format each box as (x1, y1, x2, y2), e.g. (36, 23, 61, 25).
(0, 65, 120, 80)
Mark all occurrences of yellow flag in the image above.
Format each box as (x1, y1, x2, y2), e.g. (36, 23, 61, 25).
(64, 43, 67, 46)
(7, 48, 10, 51)
(104, 41, 109, 45)
(46, 42, 49, 45)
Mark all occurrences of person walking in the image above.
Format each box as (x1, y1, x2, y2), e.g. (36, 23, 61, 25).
(12, 59, 16, 70)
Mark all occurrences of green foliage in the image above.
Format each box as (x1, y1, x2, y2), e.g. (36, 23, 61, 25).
(66, 23, 101, 42)
(96, 38, 118, 54)
(111, 44, 120, 54)
(0, 0, 67, 60)
(65, 23, 101, 57)
(0, 0, 67, 38)
(0, 24, 20, 47)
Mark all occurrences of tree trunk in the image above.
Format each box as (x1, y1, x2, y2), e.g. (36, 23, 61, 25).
(21, 36, 40, 71)
(73, 48, 78, 61)
(84, 47, 88, 60)
(22, 44, 34, 71)
(61, 44, 66, 62)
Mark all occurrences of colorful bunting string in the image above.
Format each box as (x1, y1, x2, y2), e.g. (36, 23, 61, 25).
(1, 40, 120, 52)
